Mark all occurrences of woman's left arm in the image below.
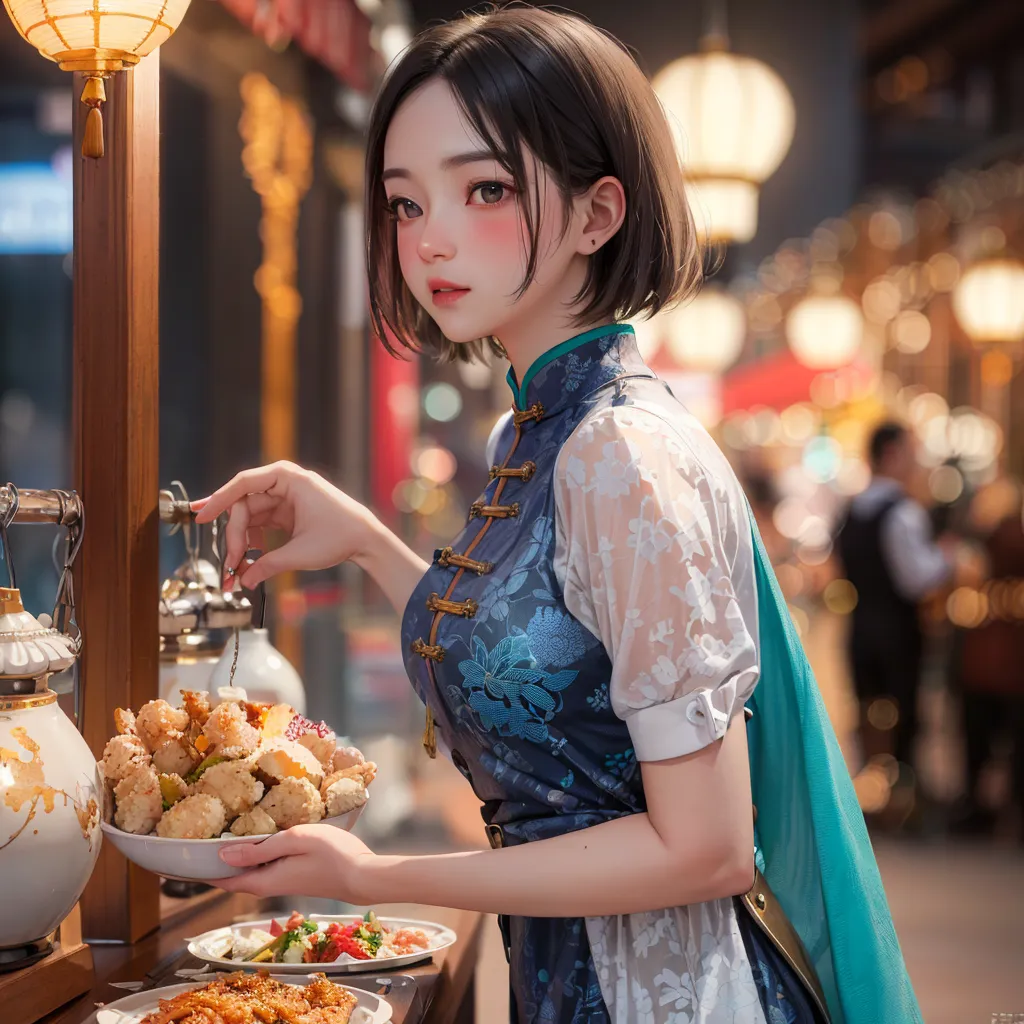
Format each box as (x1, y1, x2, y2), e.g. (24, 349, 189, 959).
(366, 713, 754, 916)
(215, 714, 753, 916)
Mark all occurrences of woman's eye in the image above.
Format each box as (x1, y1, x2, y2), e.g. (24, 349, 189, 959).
(469, 182, 511, 206)
(387, 197, 421, 221)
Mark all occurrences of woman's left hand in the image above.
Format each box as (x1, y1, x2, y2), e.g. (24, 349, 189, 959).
(212, 824, 377, 903)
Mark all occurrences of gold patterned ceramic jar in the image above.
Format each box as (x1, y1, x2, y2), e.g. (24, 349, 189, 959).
(0, 588, 101, 963)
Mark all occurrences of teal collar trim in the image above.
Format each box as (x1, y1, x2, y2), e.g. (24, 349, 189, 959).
(505, 323, 633, 411)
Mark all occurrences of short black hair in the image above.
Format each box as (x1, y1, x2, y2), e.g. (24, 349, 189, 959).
(364, 5, 703, 363)
(868, 421, 908, 468)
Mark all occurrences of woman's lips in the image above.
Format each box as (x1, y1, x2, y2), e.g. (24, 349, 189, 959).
(429, 281, 471, 307)
(432, 288, 470, 306)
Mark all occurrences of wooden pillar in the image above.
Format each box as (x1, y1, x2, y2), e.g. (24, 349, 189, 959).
(73, 56, 162, 943)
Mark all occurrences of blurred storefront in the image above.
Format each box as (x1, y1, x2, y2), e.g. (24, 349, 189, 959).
(0, 0, 409, 744)
(3, 0, 1024, 844)
(1, 0, 1023, 1015)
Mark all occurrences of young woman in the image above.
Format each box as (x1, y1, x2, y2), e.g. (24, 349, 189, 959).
(196, 8, 922, 1022)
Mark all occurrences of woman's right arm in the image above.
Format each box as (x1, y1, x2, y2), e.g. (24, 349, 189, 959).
(351, 515, 431, 617)
(192, 461, 429, 619)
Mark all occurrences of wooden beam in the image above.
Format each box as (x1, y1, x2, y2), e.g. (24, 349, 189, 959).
(73, 55, 162, 944)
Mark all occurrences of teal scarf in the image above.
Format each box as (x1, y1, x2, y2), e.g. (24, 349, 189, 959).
(746, 514, 923, 1024)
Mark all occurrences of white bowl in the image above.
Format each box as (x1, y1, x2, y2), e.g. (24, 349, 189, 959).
(99, 803, 365, 882)
(88, 975, 391, 1024)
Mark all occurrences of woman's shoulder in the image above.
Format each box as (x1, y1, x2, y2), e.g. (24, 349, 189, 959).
(560, 382, 746, 504)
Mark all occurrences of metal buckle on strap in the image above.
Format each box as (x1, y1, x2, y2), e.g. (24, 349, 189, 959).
(740, 869, 832, 1023)
(485, 823, 505, 849)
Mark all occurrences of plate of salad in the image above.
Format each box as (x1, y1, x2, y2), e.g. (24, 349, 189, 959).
(187, 910, 457, 974)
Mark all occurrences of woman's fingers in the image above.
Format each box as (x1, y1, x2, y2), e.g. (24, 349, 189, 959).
(213, 859, 304, 898)
(222, 500, 254, 585)
(219, 833, 291, 867)
(193, 464, 292, 524)
(246, 526, 267, 558)
(237, 546, 288, 589)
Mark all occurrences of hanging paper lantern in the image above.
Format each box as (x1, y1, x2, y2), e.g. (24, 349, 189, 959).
(2, 0, 192, 158)
(787, 294, 863, 370)
(665, 287, 747, 373)
(653, 40, 795, 245)
(952, 257, 1024, 344)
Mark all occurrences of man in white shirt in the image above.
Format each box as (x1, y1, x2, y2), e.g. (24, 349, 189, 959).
(835, 422, 954, 774)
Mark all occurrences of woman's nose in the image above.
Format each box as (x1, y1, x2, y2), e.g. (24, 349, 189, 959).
(417, 216, 456, 262)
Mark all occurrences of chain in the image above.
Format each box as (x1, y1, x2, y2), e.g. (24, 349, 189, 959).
(228, 626, 241, 687)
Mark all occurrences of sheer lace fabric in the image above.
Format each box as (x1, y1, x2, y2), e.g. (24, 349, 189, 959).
(553, 399, 767, 1024)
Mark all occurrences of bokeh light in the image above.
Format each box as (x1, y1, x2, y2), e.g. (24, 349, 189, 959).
(415, 445, 458, 485)
(892, 310, 931, 354)
(423, 382, 463, 422)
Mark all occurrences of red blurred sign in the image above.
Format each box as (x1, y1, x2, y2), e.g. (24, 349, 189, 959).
(370, 325, 420, 527)
(218, 0, 374, 91)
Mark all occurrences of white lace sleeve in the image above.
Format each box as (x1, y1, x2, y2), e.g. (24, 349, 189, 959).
(554, 403, 760, 762)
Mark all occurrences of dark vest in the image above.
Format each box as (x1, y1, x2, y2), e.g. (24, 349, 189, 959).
(835, 494, 921, 652)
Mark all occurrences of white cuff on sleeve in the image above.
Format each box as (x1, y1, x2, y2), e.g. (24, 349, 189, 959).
(623, 668, 759, 762)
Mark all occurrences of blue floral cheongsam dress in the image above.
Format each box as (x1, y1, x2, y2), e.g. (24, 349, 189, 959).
(401, 325, 822, 1024)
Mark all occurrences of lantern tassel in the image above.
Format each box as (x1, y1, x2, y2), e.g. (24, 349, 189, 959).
(81, 76, 107, 160)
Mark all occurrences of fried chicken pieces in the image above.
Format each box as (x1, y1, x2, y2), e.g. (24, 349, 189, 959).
(99, 694, 375, 839)
(138, 971, 357, 1024)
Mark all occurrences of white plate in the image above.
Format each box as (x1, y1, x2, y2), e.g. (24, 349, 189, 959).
(188, 914, 457, 974)
(87, 975, 391, 1024)
(100, 803, 365, 882)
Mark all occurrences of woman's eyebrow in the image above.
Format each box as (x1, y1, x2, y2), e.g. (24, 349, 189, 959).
(382, 149, 499, 182)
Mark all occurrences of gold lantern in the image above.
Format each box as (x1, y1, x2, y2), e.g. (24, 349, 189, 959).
(951, 256, 1024, 345)
(632, 287, 747, 372)
(787, 292, 864, 371)
(653, 37, 795, 245)
(665, 286, 747, 373)
(2, 0, 192, 158)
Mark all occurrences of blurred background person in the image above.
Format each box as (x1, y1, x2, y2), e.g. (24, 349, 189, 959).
(835, 421, 956, 786)
(950, 478, 1024, 841)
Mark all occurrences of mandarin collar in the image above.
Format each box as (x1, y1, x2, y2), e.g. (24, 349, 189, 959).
(504, 324, 653, 419)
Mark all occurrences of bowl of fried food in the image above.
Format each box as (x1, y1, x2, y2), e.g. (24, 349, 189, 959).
(89, 970, 389, 1024)
(98, 691, 376, 881)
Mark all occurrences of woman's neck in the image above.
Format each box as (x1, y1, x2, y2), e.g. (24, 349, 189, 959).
(495, 258, 611, 384)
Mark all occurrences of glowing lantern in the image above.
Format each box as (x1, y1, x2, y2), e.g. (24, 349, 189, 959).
(665, 287, 746, 372)
(787, 294, 863, 370)
(653, 39, 795, 245)
(952, 257, 1024, 344)
(2, 0, 192, 158)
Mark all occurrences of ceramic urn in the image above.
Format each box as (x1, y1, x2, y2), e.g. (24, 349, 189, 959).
(207, 627, 307, 713)
(0, 587, 102, 956)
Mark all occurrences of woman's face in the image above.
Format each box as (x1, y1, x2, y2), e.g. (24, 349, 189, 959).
(382, 77, 584, 345)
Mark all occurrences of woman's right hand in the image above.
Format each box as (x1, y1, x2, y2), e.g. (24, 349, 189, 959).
(192, 462, 378, 590)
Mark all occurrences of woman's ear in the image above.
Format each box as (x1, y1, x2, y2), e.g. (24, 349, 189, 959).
(575, 176, 626, 255)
